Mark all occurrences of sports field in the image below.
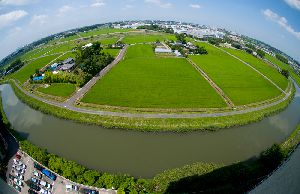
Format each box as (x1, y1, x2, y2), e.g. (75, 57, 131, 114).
(12, 54, 60, 84)
(189, 42, 282, 105)
(223, 48, 288, 90)
(38, 83, 76, 97)
(81, 44, 227, 108)
(123, 34, 176, 44)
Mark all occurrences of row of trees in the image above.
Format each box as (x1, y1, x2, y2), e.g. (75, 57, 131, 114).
(76, 42, 114, 76)
(19, 140, 150, 193)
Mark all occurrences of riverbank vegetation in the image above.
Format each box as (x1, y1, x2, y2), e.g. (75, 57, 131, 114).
(1, 91, 300, 193)
(7, 79, 294, 132)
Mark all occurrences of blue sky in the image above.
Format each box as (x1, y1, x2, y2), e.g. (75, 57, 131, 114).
(0, 0, 300, 61)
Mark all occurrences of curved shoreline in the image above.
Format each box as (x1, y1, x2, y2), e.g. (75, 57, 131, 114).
(12, 79, 293, 119)
(3, 79, 294, 132)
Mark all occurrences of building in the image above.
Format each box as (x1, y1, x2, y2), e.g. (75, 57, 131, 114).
(155, 48, 172, 53)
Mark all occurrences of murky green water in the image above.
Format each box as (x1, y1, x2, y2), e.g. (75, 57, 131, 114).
(1, 84, 300, 178)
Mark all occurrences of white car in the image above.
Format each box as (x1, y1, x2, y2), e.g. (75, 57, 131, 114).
(13, 178, 23, 187)
(40, 188, 52, 194)
(33, 171, 42, 178)
(15, 173, 24, 180)
(40, 180, 52, 189)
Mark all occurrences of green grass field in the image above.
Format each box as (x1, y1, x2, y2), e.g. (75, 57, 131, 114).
(78, 28, 135, 38)
(103, 49, 120, 57)
(12, 54, 60, 83)
(189, 42, 282, 105)
(37, 83, 76, 97)
(82, 44, 227, 108)
(223, 48, 288, 90)
(265, 54, 300, 87)
(123, 34, 176, 44)
(47, 42, 77, 55)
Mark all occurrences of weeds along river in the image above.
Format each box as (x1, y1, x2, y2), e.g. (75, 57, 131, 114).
(1, 83, 300, 178)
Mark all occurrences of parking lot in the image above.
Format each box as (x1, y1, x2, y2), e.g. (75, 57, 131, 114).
(6, 150, 117, 194)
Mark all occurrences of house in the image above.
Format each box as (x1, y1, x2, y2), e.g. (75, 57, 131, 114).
(60, 63, 76, 72)
(63, 57, 75, 64)
(155, 48, 172, 53)
(82, 43, 93, 49)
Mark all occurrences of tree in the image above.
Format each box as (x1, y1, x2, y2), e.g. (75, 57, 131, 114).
(175, 33, 186, 44)
(260, 143, 285, 171)
(256, 49, 265, 58)
(276, 54, 288, 64)
(281, 69, 289, 79)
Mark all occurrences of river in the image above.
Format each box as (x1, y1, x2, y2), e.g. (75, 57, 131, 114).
(1, 84, 300, 178)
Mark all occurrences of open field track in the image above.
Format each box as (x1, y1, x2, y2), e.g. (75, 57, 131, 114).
(81, 44, 227, 108)
(190, 42, 284, 105)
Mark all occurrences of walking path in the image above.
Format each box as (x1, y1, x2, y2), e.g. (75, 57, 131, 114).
(12, 78, 291, 118)
(187, 58, 234, 107)
(64, 45, 128, 106)
(214, 45, 286, 94)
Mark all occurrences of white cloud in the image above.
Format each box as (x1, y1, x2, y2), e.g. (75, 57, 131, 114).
(91, 0, 106, 7)
(189, 4, 201, 9)
(263, 9, 300, 40)
(30, 14, 48, 26)
(145, 0, 172, 8)
(122, 4, 134, 10)
(284, 0, 300, 10)
(57, 5, 73, 16)
(0, 0, 35, 6)
(0, 10, 28, 29)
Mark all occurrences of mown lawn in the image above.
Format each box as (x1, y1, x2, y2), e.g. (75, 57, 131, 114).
(265, 54, 300, 87)
(12, 54, 60, 84)
(37, 83, 76, 97)
(223, 48, 288, 90)
(123, 34, 176, 44)
(78, 28, 135, 38)
(82, 44, 226, 108)
(189, 42, 282, 105)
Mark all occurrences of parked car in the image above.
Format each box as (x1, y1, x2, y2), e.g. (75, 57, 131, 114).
(31, 177, 39, 184)
(28, 189, 38, 194)
(40, 180, 52, 189)
(40, 188, 52, 194)
(8, 174, 15, 179)
(13, 178, 23, 187)
(16, 173, 24, 180)
(34, 162, 44, 171)
(13, 183, 21, 192)
(15, 153, 21, 160)
(29, 183, 41, 191)
(33, 171, 42, 179)
(82, 188, 99, 194)
(66, 184, 79, 192)
(17, 168, 25, 174)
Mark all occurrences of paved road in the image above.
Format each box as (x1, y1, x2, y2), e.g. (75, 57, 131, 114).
(11, 78, 292, 118)
(64, 45, 129, 106)
(250, 145, 300, 194)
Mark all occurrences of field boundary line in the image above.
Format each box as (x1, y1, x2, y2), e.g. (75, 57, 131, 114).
(212, 44, 286, 94)
(64, 45, 129, 106)
(187, 58, 235, 108)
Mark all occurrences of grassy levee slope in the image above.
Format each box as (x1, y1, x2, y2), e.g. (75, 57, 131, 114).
(37, 83, 76, 97)
(82, 44, 227, 108)
(265, 54, 300, 86)
(223, 48, 288, 91)
(11, 54, 60, 84)
(189, 42, 282, 105)
(123, 34, 176, 44)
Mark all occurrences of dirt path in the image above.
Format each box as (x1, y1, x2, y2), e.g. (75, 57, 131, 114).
(214, 45, 286, 94)
(63, 45, 128, 107)
(187, 58, 234, 107)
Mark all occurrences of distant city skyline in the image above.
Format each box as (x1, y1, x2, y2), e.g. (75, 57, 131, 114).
(0, 0, 300, 61)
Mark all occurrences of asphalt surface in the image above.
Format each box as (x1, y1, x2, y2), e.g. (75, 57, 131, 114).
(64, 45, 129, 106)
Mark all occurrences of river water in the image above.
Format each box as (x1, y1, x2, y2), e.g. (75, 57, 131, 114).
(1, 84, 300, 178)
